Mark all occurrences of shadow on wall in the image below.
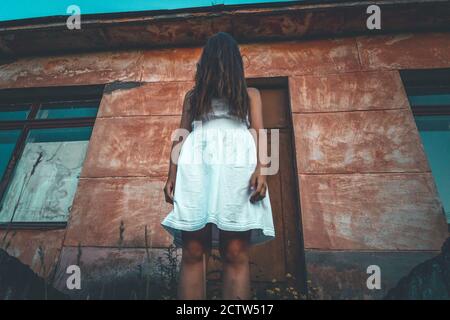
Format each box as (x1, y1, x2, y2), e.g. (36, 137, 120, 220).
(385, 237, 450, 300)
(1, 238, 449, 300)
(0, 248, 68, 300)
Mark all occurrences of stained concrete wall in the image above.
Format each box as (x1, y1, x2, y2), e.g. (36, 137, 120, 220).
(0, 32, 449, 298)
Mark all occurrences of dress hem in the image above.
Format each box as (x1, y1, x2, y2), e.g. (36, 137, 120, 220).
(161, 215, 275, 248)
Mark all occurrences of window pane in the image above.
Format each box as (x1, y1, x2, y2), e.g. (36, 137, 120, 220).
(0, 106, 31, 121)
(415, 115, 450, 223)
(0, 130, 21, 181)
(409, 94, 450, 106)
(0, 126, 93, 223)
(37, 104, 98, 119)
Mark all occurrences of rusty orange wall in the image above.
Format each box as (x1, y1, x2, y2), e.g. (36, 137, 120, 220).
(289, 33, 450, 298)
(0, 32, 449, 298)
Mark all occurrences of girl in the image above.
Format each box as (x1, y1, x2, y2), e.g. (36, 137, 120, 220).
(161, 32, 275, 300)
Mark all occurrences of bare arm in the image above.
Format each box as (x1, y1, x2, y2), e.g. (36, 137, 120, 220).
(247, 87, 268, 203)
(164, 90, 193, 204)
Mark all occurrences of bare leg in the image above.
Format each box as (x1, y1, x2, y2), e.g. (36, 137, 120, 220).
(178, 224, 212, 300)
(219, 230, 251, 300)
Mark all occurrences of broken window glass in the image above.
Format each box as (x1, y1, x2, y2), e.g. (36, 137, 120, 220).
(0, 126, 93, 223)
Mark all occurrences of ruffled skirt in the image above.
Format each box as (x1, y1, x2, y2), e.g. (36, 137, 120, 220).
(161, 118, 275, 248)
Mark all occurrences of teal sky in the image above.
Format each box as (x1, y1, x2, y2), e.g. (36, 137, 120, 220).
(0, 0, 299, 22)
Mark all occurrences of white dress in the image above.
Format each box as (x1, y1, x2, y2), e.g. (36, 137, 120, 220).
(161, 97, 275, 248)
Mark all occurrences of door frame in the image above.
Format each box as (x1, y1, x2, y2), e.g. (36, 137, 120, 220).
(247, 76, 308, 295)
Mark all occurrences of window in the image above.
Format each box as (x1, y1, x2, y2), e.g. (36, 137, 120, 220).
(402, 69, 450, 226)
(0, 86, 102, 228)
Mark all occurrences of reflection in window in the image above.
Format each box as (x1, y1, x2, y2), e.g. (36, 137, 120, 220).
(37, 104, 99, 119)
(0, 127, 92, 223)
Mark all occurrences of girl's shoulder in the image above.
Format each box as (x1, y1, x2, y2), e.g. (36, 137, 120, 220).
(247, 87, 259, 93)
(247, 87, 261, 98)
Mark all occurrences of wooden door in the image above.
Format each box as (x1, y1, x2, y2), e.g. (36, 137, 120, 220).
(249, 87, 306, 291)
(207, 81, 306, 295)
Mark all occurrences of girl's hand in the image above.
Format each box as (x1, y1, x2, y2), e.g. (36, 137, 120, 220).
(164, 176, 176, 204)
(249, 166, 267, 203)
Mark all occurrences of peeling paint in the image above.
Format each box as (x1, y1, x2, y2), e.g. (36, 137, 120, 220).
(300, 173, 448, 250)
(293, 110, 429, 174)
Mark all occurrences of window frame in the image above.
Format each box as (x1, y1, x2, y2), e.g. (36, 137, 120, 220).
(0, 85, 103, 230)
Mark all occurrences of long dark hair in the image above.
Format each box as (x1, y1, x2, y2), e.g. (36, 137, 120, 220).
(189, 32, 250, 122)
